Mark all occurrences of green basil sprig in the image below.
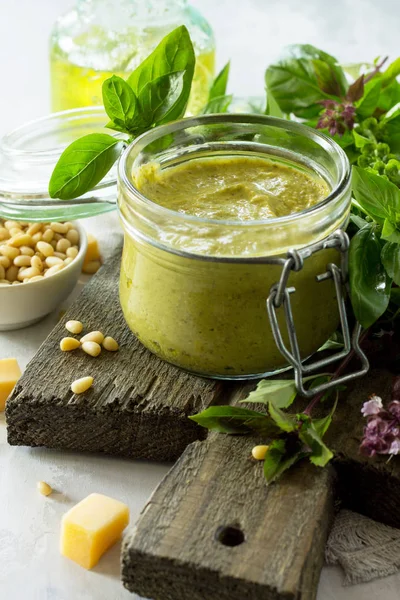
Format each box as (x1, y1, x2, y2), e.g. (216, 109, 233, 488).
(49, 26, 195, 200)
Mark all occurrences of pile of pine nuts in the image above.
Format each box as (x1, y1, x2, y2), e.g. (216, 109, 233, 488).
(0, 220, 80, 284)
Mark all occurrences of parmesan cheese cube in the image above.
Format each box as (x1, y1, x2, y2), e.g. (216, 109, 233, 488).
(0, 358, 21, 411)
(60, 493, 130, 569)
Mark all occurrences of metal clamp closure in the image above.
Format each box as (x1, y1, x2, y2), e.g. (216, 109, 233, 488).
(266, 229, 369, 398)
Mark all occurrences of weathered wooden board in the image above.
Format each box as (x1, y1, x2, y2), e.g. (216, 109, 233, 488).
(122, 385, 336, 600)
(6, 249, 225, 462)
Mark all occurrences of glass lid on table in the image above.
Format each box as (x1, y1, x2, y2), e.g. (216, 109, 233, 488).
(0, 107, 120, 222)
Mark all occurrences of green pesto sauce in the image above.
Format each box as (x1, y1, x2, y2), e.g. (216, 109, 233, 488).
(134, 156, 329, 220)
(120, 155, 338, 378)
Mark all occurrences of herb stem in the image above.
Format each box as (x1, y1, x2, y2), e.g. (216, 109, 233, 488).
(303, 327, 371, 416)
(364, 56, 389, 84)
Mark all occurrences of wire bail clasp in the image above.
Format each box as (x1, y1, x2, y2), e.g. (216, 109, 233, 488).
(266, 229, 369, 397)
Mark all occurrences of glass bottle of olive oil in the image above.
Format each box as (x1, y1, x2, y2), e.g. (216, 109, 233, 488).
(49, 0, 215, 115)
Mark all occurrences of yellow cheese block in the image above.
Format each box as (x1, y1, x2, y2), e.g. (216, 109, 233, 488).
(84, 234, 101, 265)
(60, 493, 130, 569)
(0, 358, 21, 411)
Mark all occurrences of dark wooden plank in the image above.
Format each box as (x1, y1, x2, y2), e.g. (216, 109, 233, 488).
(122, 385, 336, 600)
(6, 248, 225, 462)
(327, 368, 400, 529)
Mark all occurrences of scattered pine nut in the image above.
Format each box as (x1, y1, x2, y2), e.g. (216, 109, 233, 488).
(80, 331, 104, 345)
(82, 341, 102, 357)
(251, 445, 269, 461)
(71, 376, 94, 394)
(102, 337, 119, 352)
(60, 337, 81, 352)
(65, 320, 83, 335)
(37, 481, 53, 496)
(82, 260, 101, 274)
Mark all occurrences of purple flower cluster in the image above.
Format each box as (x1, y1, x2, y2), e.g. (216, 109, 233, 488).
(360, 395, 400, 457)
(316, 100, 356, 137)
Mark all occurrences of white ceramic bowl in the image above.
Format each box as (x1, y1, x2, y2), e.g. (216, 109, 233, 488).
(0, 221, 87, 331)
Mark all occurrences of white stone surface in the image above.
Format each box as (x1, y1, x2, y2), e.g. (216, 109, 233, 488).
(1, 1, 400, 598)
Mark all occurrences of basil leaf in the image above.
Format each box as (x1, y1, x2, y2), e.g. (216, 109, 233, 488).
(299, 422, 333, 467)
(312, 395, 339, 438)
(127, 25, 195, 122)
(244, 374, 325, 408)
(352, 166, 400, 223)
(355, 79, 382, 118)
(189, 406, 279, 436)
(201, 94, 233, 115)
(352, 129, 371, 149)
(376, 79, 400, 113)
(390, 287, 400, 306)
(349, 224, 392, 328)
(381, 219, 400, 243)
(102, 75, 140, 132)
(312, 59, 346, 97)
(268, 402, 296, 432)
(265, 90, 284, 118)
(346, 75, 365, 103)
(349, 213, 369, 229)
(381, 57, 400, 87)
(265, 44, 345, 118)
(208, 62, 230, 100)
(263, 439, 305, 484)
(382, 108, 400, 153)
(48, 133, 124, 200)
(139, 70, 187, 126)
(318, 332, 344, 352)
(381, 241, 400, 285)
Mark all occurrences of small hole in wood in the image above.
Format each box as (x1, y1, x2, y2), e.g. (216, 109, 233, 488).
(215, 525, 245, 547)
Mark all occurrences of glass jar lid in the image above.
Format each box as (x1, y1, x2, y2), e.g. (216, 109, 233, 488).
(0, 107, 120, 222)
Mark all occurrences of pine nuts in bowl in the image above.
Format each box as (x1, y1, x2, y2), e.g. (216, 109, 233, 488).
(0, 220, 87, 330)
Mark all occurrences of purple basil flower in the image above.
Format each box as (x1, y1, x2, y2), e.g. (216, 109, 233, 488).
(360, 394, 400, 457)
(316, 100, 356, 137)
(361, 395, 383, 416)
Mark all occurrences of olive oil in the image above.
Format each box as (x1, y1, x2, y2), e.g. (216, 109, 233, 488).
(50, 49, 215, 115)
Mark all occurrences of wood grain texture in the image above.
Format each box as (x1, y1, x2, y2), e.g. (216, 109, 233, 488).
(122, 434, 335, 600)
(6, 248, 224, 461)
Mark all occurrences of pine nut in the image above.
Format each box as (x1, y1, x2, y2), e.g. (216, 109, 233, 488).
(251, 445, 269, 461)
(5, 265, 18, 282)
(0, 265, 5, 279)
(66, 246, 79, 259)
(8, 233, 33, 247)
(50, 240, 57, 249)
(54, 233, 63, 242)
(80, 331, 104, 344)
(29, 276, 44, 282)
(31, 232, 42, 244)
(82, 260, 101, 274)
(81, 341, 101, 357)
(0, 256, 10, 269)
(9, 227, 22, 237)
(0, 227, 10, 240)
(0, 279, 11, 285)
(64, 257, 74, 266)
(37, 481, 52, 496)
(31, 256, 43, 271)
(60, 337, 81, 351)
(26, 223, 42, 236)
(66, 229, 79, 245)
(44, 264, 64, 277)
(71, 376, 94, 394)
(51, 222, 69, 234)
(53, 251, 66, 259)
(20, 246, 35, 257)
(4, 220, 19, 230)
(45, 256, 63, 267)
(17, 266, 41, 281)
(56, 238, 71, 253)
(102, 337, 119, 352)
(36, 241, 54, 257)
(0, 245, 19, 260)
(65, 320, 83, 334)
(42, 228, 54, 243)
(14, 255, 32, 267)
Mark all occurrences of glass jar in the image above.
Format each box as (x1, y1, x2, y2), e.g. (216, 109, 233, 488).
(50, 0, 215, 115)
(0, 107, 119, 222)
(118, 114, 352, 379)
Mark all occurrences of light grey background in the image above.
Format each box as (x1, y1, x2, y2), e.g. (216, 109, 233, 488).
(1, 1, 400, 599)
